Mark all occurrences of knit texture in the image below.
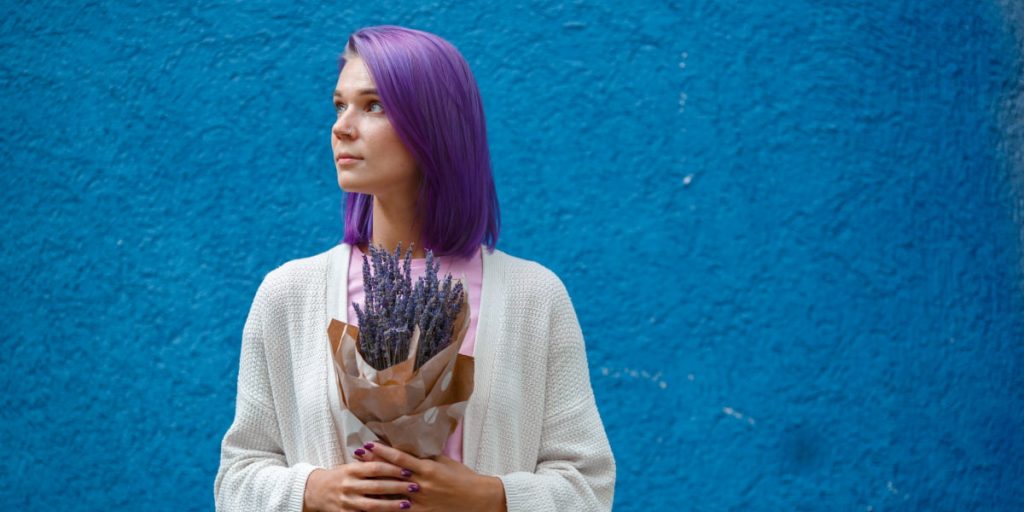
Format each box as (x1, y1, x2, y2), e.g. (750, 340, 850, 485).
(214, 242, 615, 511)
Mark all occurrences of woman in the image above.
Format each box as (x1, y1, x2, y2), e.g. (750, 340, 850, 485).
(214, 25, 615, 512)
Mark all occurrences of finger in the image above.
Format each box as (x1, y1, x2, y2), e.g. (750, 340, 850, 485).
(354, 447, 405, 470)
(344, 494, 412, 512)
(353, 446, 379, 462)
(351, 460, 414, 480)
(350, 476, 421, 497)
(363, 442, 427, 475)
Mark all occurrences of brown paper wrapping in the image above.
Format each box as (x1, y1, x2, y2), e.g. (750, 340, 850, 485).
(327, 284, 474, 458)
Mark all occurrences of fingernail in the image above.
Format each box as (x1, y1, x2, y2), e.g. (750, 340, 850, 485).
(399, 501, 411, 509)
(401, 468, 413, 478)
(363, 442, 375, 451)
(408, 483, 420, 493)
(354, 448, 365, 456)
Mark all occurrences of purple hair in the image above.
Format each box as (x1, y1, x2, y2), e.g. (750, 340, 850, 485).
(337, 25, 500, 260)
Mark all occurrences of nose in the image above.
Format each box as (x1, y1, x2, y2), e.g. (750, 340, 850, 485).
(333, 108, 357, 139)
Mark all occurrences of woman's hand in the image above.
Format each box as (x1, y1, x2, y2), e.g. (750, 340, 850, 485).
(354, 442, 507, 512)
(302, 457, 418, 512)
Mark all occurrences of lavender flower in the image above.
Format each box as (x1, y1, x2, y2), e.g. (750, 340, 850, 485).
(355, 242, 465, 371)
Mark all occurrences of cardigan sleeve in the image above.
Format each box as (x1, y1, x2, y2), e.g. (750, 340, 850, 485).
(213, 275, 321, 512)
(498, 275, 617, 511)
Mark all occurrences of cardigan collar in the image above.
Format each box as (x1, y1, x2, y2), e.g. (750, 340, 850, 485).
(324, 242, 504, 471)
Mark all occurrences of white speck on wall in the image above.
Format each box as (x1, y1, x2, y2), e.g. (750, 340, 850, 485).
(682, 174, 693, 186)
(677, 51, 688, 113)
(687, 373, 695, 381)
(887, 481, 898, 494)
(723, 406, 754, 424)
(598, 365, 669, 389)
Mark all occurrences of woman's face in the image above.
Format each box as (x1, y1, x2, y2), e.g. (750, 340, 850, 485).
(332, 55, 420, 202)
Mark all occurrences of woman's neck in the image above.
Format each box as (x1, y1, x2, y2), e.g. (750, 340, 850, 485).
(361, 195, 427, 259)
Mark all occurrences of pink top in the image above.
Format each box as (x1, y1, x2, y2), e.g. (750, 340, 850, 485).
(347, 243, 483, 461)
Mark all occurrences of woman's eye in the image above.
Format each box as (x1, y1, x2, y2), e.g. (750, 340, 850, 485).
(334, 101, 384, 114)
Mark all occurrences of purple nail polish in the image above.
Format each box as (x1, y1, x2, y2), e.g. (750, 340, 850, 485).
(408, 483, 420, 493)
(363, 442, 375, 451)
(354, 448, 365, 456)
(401, 468, 413, 478)
(399, 501, 411, 510)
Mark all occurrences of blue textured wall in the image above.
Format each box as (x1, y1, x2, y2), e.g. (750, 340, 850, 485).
(2, 1, 1022, 510)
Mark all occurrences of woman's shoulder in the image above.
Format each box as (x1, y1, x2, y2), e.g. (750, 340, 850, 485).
(488, 247, 572, 305)
(253, 245, 337, 304)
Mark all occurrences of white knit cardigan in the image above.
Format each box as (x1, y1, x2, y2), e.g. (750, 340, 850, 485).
(214, 242, 616, 511)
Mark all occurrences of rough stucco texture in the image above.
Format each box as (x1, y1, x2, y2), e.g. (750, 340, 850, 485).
(2, 1, 1023, 510)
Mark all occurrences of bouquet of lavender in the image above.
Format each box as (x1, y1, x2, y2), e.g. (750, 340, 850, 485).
(352, 242, 466, 372)
(327, 242, 475, 458)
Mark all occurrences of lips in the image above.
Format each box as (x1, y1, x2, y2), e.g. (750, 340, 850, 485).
(336, 152, 362, 161)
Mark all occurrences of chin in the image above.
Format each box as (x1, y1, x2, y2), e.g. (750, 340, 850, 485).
(337, 176, 372, 195)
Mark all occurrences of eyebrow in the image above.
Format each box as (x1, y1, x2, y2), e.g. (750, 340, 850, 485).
(333, 88, 378, 97)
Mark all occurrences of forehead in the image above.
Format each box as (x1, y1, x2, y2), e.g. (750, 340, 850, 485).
(336, 56, 374, 88)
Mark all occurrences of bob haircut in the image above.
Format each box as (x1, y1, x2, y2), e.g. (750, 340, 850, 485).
(337, 25, 501, 260)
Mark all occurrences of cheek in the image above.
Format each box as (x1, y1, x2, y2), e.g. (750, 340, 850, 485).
(377, 129, 404, 151)
(385, 131, 414, 158)
(377, 132, 416, 165)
